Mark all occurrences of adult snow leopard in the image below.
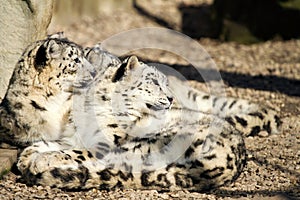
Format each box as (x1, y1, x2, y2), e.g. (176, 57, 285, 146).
(0, 35, 280, 191)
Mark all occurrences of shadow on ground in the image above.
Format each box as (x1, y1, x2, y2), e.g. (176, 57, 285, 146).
(212, 188, 298, 200)
(134, 0, 300, 43)
(144, 60, 300, 97)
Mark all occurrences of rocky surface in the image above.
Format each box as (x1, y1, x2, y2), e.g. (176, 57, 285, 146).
(0, 0, 53, 99)
(0, 1, 299, 199)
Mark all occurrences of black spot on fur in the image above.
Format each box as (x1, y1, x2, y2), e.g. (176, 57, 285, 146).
(200, 167, 224, 179)
(141, 170, 154, 187)
(133, 144, 142, 152)
(112, 62, 127, 82)
(113, 147, 129, 154)
(30, 100, 47, 111)
(202, 95, 210, 99)
(98, 142, 110, 148)
(220, 101, 227, 111)
(166, 163, 176, 171)
(78, 166, 90, 187)
(225, 117, 235, 126)
(87, 151, 94, 158)
(14, 102, 23, 110)
(190, 175, 201, 185)
(97, 169, 112, 181)
(174, 172, 191, 187)
(226, 155, 234, 170)
(217, 141, 224, 147)
(74, 159, 82, 164)
(248, 126, 261, 137)
(112, 180, 124, 190)
(113, 134, 123, 145)
(77, 155, 86, 161)
(118, 171, 134, 181)
(34, 44, 48, 70)
(166, 163, 188, 171)
(204, 154, 217, 160)
(99, 183, 110, 190)
(157, 173, 165, 181)
(74, 57, 80, 63)
(275, 115, 282, 127)
(46, 91, 53, 97)
(157, 173, 171, 188)
(146, 138, 158, 144)
(184, 147, 194, 158)
(263, 121, 272, 134)
(235, 116, 248, 127)
(192, 93, 197, 101)
(62, 65, 68, 74)
(193, 139, 204, 147)
(23, 123, 31, 132)
(73, 150, 83, 154)
(212, 97, 218, 107)
(108, 123, 118, 128)
(50, 168, 75, 182)
(190, 160, 204, 169)
(187, 90, 192, 98)
(228, 100, 237, 109)
(101, 95, 110, 101)
(249, 112, 264, 119)
(96, 152, 104, 159)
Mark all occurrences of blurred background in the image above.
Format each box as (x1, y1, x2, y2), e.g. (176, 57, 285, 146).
(51, 0, 300, 44)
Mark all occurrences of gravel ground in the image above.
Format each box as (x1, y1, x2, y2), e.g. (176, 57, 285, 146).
(0, 1, 299, 199)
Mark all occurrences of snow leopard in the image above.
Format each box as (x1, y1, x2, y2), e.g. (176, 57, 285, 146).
(0, 34, 281, 191)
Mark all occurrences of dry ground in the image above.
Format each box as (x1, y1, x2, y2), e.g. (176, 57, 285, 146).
(0, 1, 299, 199)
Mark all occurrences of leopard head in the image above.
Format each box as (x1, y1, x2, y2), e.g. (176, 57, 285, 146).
(111, 56, 174, 122)
(0, 36, 96, 145)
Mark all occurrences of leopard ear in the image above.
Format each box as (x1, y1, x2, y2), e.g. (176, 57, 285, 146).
(48, 32, 65, 39)
(112, 56, 140, 82)
(46, 40, 62, 59)
(126, 55, 139, 70)
(34, 40, 61, 70)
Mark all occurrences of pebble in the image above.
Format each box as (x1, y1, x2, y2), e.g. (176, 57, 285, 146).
(258, 131, 269, 137)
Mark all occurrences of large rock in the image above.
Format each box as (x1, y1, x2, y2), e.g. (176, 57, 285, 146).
(0, 0, 53, 100)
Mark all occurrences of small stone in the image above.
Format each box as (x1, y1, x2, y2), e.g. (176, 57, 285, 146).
(258, 131, 269, 137)
(37, 186, 44, 190)
(160, 193, 170, 199)
(170, 192, 180, 198)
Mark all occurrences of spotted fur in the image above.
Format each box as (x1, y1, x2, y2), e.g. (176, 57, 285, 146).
(0, 35, 280, 191)
(167, 76, 281, 137)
